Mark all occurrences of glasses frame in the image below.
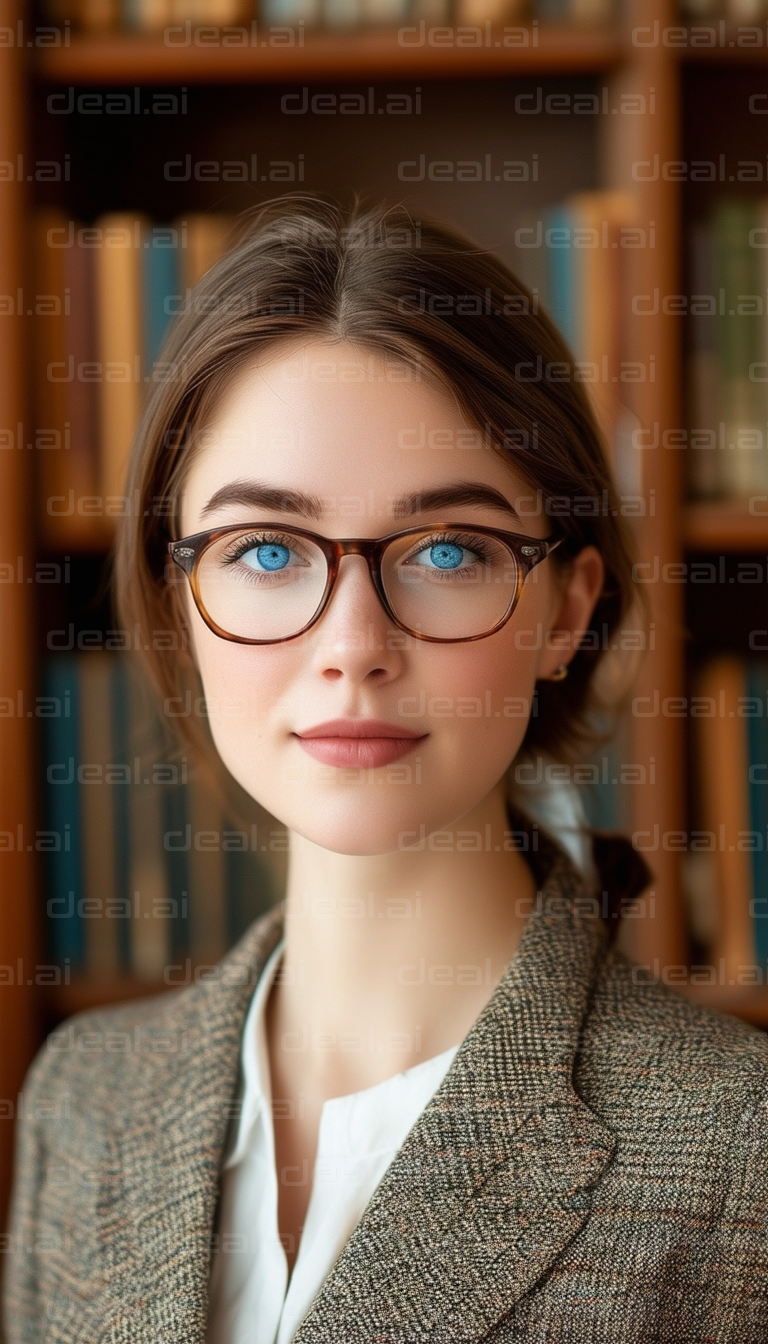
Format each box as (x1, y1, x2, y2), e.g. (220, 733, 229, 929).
(167, 521, 565, 645)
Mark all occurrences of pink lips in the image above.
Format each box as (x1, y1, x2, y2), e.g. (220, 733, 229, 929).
(293, 718, 428, 768)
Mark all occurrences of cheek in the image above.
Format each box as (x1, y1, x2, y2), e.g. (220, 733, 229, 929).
(410, 634, 540, 799)
(190, 615, 295, 752)
(423, 629, 540, 722)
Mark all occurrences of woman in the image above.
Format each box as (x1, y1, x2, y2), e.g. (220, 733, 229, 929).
(5, 198, 767, 1342)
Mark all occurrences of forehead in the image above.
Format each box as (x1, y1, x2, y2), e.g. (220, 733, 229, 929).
(180, 338, 531, 525)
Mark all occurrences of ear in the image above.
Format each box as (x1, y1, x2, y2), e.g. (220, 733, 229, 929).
(536, 545, 605, 681)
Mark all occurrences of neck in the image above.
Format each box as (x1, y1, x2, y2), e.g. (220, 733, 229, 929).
(269, 782, 536, 1100)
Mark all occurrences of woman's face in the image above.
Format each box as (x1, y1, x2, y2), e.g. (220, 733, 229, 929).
(179, 338, 602, 856)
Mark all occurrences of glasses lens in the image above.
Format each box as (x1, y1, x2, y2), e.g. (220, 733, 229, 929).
(382, 528, 521, 639)
(195, 528, 328, 640)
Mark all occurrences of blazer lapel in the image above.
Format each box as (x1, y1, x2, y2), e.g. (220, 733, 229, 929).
(99, 903, 284, 1343)
(292, 831, 617, 1344)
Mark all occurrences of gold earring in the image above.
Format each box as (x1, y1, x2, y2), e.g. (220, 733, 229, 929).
(549, 663, 569, 681)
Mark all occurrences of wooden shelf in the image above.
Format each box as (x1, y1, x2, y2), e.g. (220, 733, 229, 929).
(33, 24, 626, 84)
(684, 503, 768, 551)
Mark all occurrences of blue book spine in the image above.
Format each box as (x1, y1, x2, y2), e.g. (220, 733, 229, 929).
(42, 658, 85, 969)
(747, 660, 768, 970)
(545, 205, 577, 355)
(164, 783, 190, 959)
(532, 0, 570, 19)
(579, 743, 627, 833)
(143, 235, 179, 376)
(110, 656, 132, 971)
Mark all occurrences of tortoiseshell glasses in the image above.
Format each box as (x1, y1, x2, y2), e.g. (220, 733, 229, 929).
(168, 521, 564, 644)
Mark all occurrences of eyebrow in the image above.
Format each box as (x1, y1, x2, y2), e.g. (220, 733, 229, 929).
(201, 479, 520, 521)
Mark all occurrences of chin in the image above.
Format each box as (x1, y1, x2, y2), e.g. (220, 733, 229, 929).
(283, 794, 434, 857)
(303, 831, 404, 857)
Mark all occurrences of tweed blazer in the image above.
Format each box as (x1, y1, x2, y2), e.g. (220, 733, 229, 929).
(4, 816, 768, 1344)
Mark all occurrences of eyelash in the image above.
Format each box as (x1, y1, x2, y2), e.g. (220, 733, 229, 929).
(218, 528, 496, 567)
(404, 530, 494, 563)
(221, 531, 304, 566)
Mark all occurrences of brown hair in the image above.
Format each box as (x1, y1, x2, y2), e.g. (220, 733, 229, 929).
(114, 194, 646, 781)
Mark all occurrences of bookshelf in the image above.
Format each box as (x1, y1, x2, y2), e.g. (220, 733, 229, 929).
(35, 24, 626, 80)
(3, 0, 768, 1224)
(684, 503, 768, 550)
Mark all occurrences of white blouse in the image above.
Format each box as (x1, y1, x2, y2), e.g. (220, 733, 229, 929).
(205, 937, 460, 1344)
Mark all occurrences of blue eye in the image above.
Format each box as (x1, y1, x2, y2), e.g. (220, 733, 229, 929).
(428, 541, 464, 570)
(243, 543, 291, 572)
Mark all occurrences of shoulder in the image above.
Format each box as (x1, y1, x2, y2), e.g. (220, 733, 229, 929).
(21, 903, 283, 1111)
(580, 946, 768, 1124)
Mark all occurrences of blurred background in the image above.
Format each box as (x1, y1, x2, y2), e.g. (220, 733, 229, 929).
(3, 0, 768, 1224)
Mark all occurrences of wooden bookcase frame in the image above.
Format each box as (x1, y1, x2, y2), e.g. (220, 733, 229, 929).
(3, 0, 768, 1222)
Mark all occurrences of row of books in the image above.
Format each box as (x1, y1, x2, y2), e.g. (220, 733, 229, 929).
(687, 198, 768, 502)
(34, 210, 233, 530)
(679, 0, 767, 20)
(42, 654, 282, 977)
(47, 0, 615, 34)
(685, 656, 768, 978)
(512, 189, 642, 500)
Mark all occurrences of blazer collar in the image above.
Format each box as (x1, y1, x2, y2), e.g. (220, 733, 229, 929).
(102, 809, 626, 1343)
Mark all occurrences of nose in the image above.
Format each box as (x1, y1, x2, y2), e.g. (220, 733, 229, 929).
(308, 553, 400, 681)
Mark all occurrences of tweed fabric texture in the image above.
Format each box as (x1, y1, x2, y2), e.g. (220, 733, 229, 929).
(3, 815, 768, 1343)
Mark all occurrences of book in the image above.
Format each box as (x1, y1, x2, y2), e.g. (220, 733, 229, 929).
(746, 659, 768, 970)
(756, 197, 768, 485)
(123, 0, 171, 28)
(93, 213, 146, 500)
(562, 190, 635, 446)
(124, 661, 172, 979)
(169, 0, 249, 21)
(692, 657, 755, 978)
(162, 774, 191, 961)
(33, 209, 236, 537)
(186, 769, 227, 962)
(686, 219, 721, 500)
(686, 198, 768, 503)
(712, 199, 765, 499)
(226, 839, 277, 949)
(78, 653, 120, 976)
(62, 228, 100, 510)
(32, 212, 71, 532)
(110, 653, 134, 971)
(143, 226, 180, 376)
(78, 0, 120, 29)
(33, 212, 99, 539)
(43, 652, 284, 977)
(577, 715, 633, 835)
(360, 0, 408, 21)
(540, 191, 635, 487)
(180, 214, 235, 291)
(259, 0, 321, 19)
(42, 658, 85, 970)
(544, 203, 578, 355)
